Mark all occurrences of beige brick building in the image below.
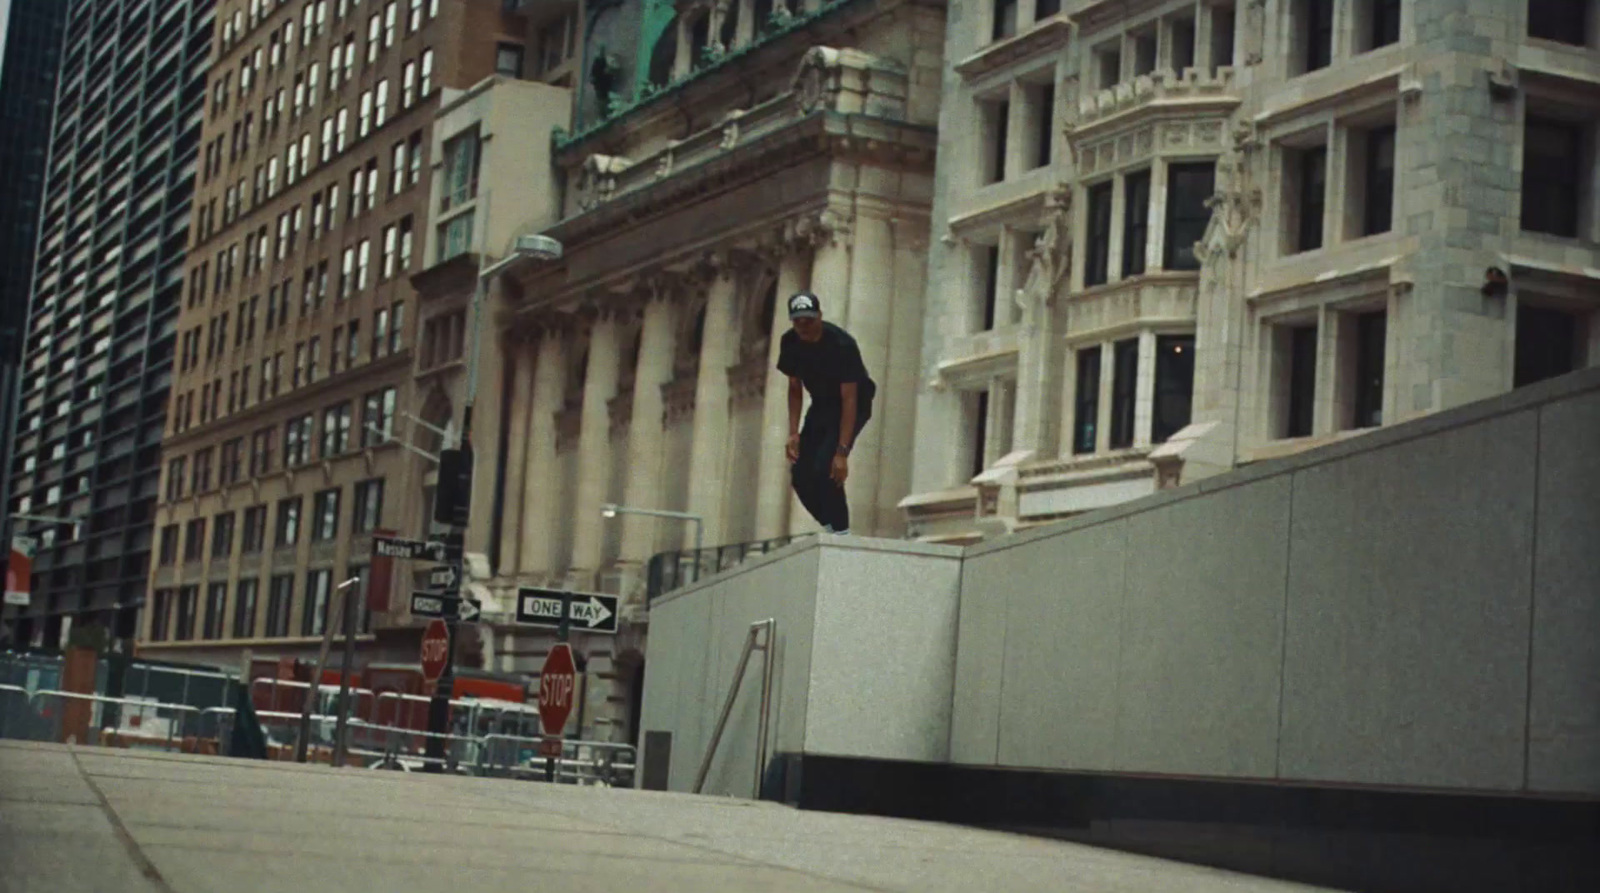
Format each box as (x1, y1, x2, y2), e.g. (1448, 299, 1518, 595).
(140, 0, 575, 670)
(902, 0, 1600, 543)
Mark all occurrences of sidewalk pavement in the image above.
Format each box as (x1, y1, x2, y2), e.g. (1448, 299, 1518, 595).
(0, 739, 1337, 892)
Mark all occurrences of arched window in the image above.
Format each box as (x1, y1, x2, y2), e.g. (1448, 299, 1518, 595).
(648, 14, 678, 86)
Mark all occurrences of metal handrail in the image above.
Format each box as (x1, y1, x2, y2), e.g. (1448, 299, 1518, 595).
(692, 618, 777, 796)
(29, 690, 204, 751)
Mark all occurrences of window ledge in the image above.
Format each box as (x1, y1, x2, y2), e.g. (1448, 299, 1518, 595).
(954, 16, 1073, 81)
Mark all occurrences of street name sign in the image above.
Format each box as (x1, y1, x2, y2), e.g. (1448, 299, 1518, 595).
(410, 591, 481, 622)
(514, 588, 618, 634)
(372, 535, 446, 561)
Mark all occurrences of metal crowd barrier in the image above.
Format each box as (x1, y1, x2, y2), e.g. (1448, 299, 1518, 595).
(1, 685, 633, 787)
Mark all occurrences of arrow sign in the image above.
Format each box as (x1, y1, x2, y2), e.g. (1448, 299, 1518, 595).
(457, 597, 481, 623)
(514, 588, 618, 635)
(372, 535, 447, 562)
(410, 592, 448, 617)
(429, 565, 459, 590)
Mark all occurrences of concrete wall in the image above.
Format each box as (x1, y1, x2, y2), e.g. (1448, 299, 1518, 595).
(639, 537, 962, 797)
(953, 366, 1600, 796)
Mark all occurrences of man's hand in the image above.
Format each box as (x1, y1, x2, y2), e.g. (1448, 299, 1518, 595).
(830, 454, 849, 485)
(786, 433, 800, 463)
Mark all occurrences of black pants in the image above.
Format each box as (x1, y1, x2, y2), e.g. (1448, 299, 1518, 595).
(791, 400, 872, 532)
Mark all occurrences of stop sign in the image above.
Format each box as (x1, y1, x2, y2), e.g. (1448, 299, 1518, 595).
(420, 619, 450, 683)
(538, 643, 577, 736)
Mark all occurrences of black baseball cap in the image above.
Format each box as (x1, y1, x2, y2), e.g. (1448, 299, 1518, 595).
(787, 291, 821, 319)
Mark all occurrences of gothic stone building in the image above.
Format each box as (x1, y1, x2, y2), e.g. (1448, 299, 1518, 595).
(901, 0, 1600, 543)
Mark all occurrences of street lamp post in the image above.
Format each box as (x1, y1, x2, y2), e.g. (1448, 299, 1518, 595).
(600, 503, 705, 582)
(420, 200, 563, 773)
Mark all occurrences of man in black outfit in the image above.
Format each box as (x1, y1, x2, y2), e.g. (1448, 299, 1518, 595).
(777, 291, 876, 535)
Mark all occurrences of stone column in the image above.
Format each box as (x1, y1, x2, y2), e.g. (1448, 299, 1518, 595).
(842, 210, 894, 535)
(1134, 329, 1158, 448)
(620, 278, 679, 563)
(754, 247, 811, 540)
(567, 309, 623, 586)
(685, 256, 737, 549)
(519, 327, 569, 578)
(497, 332, 536, 575)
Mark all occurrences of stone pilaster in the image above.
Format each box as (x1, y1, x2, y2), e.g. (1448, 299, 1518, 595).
(518, 326, 569, 577)
(754, 245, 811, 540)
(567, 308, 624, 586)
(842, 210, 894, 535)
(685, 254, 738, 548)
(496, 330, 536, 575)
(620, 275, 681, 562)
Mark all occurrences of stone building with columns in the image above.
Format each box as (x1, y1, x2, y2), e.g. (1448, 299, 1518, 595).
(462, 0, 944, 740)
(902, 0, 1600, 543)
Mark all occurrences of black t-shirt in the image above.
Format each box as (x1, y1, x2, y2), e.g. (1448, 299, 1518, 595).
(777, 321, 877, 413)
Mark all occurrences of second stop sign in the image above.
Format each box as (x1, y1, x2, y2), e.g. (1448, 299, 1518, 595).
(538, 643, 576, 736)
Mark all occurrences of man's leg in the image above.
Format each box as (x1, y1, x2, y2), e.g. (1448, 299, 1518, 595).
(790, 421, 833, 529)
(829, 403, 872, 535)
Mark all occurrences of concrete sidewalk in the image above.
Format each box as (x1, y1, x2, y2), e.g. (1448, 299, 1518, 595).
(0, 739, 1337, 892)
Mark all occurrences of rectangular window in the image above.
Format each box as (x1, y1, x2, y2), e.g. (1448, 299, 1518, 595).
(175, 587, 198, 641)
(1109, 338, 1138, 449)
(441, 131, 481, 210)
(1514, 303, 1580, 387)
(212, 512, 236, 559)
(1284, 324, 1318, 438)
(368, 13, 381, 62)
(353, 478, 385, 533)
(242, 505, 268, 553)
(1085, 181, 1113, 286)
(985, 99, 1009, 184)
(1290, 145, 1327, 253)
(275, 496, 302, 547)
(1350, 310, 1386, 428)
(1164, 162, 1214, 270)
(312, 488, 341, 541)
(1122, 169, 1151, 276)
(1529, 0, 1589, 45)
(402, 60, 416, 107)
(992, 0, 1018, 41)
(391, 303, 405, 354)
(266, 575, 293, 637)
(1361, 125, 1396, 237)
(1521, 117, 1583, 238)
(1072, 346, 1101, 454)
(297, 415, 316, 464)
(399, 215, 415, 270)
(375, 79, 389, 128)
(150, 590, 172, 642)
(1032, 82, 1055, 169)
(440, 215, 474, 261)
(421, 48, 434, 94)
(1301, 0, 1335, 72)
(322, 403, 352, 456)
(204, 583, 228, 639)
(363, 387, 397, 445)
(372, 308, 390, 358)
(981, 245, 1001, 331)
(358, 239, 371, 289)
(158, 525, 179, 566)
(1367, 0, 1401, 49)
(1036, 0, 1061, 18)
(496, 42, 525, 77)
(382, 225, 397, 279)
(972, 391, 989, 478)
(302, 569, 334, 637)
(232, 579, 259, 638)
(220, 438, 243, 485)
(1152, 335, 1195, 443)
(347, 321, 361, 366)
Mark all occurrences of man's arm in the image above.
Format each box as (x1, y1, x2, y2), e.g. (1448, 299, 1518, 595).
(788, 377, 804, 436)
(837, 382, 857, 453)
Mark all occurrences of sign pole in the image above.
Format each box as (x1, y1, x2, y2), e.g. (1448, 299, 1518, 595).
(422, 527, 464, 773)
(545, 592, 573, 783)
(332, 574, 361, 768)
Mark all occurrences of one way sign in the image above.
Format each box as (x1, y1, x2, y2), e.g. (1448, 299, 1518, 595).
(514, 588, 618, 635)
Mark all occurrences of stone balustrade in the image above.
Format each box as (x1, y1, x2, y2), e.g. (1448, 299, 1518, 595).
(1074, 66, 1238, 127)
